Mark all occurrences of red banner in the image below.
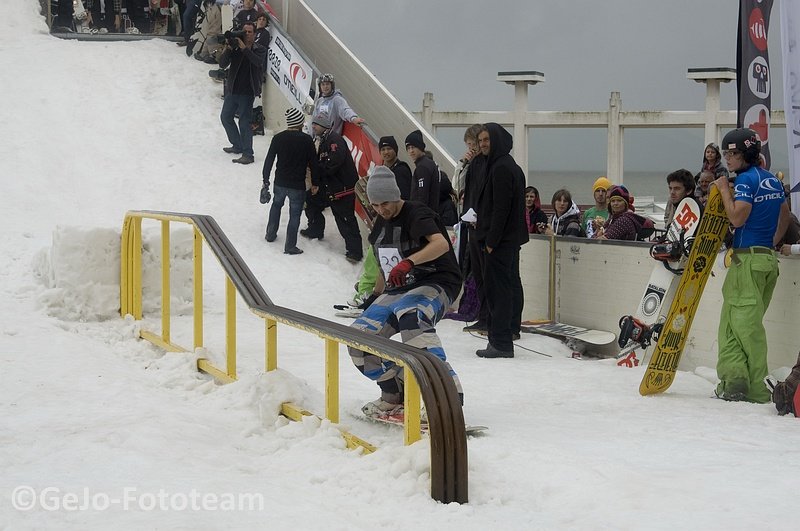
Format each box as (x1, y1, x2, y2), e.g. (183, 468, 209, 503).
(341, 122, 381, 178)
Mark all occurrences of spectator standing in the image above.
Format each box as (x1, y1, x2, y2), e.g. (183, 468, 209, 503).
(261, 108, 317, 255)
(180, 0, 202, 43)
(349, 166, 463, 418)
(378, 136, 412, 199)
(663, 169, 701, 226)
(312, 73, 364, 136)
(543, 189, 584, 237)
(701, 142, 729, 179)
(582, 176, 612, 237)
(459, 124, 489, 334)
(524, 186, 547, 234)
(219, 21, 267, 165)
(453, 124, 482, 197)
(474, 123, 528, 359)
(301, 114, 363, 263)
(404, 130, 440, 212)
(433, 158, 458, 226)
(713, 128, 790, 403)
(596, 185, 649, 241)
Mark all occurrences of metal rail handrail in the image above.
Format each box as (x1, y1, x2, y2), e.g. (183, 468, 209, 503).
(119, 210, 468, 503)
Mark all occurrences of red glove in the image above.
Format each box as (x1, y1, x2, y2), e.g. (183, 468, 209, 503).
(387, 259, 414, 287)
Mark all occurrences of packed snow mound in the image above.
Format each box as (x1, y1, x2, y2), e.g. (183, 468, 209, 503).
(32, 225, 194, 321)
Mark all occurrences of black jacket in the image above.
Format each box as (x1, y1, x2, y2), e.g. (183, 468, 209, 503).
(314, 130, 358, 196)
(438, 171, 458, 226)
(262, 129, 317, 190)
(389, 159, 413, 200)
(233, 9, 259, 29)
(474, 123, 528, 249)
(462, 155, 487, 214)
(410, 155, 440, 211)
(219, 42, 267, 97)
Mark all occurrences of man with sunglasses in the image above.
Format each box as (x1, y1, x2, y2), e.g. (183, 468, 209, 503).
(712, 128, 790, 403)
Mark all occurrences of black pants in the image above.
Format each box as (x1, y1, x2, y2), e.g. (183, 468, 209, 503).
(483, 244, 523, 351)
(53, 0, 74, 29)
(304, 190, 362, 258)
(468, 227, 488, 323)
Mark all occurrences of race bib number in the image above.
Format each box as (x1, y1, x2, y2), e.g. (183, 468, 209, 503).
(378, 248, 402, 277)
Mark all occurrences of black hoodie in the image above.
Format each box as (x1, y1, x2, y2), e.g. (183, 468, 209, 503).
(474, 123, 529, 249)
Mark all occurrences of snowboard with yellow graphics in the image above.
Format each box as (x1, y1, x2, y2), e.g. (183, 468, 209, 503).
(639, 185, 730, 395)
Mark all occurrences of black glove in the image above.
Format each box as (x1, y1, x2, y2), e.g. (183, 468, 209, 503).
(260, 185, 271, 204)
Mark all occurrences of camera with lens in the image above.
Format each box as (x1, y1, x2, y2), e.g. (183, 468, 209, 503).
(217, 30, 247, 48)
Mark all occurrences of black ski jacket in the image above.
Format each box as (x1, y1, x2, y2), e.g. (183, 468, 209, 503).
(474, 122, 528, 249)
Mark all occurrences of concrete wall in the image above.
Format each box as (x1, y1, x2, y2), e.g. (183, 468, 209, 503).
(520, 235, 800, 371)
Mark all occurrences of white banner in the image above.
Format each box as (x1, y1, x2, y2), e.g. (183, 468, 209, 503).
(781, 0, 800, 214)
(266, 24, 313, 112)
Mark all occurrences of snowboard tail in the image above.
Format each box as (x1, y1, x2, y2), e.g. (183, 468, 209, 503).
(521, 320, 616, 346)
(363, 413, 488, 436)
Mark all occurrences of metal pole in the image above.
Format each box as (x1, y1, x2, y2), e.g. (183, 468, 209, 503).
(422, 92, 434, 132)
(607, 91, 623, 184)
(513, 81, 529, 179)
(704, 79, 721, 146)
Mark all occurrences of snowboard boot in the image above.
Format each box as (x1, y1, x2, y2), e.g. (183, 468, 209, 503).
(362, 395, 403, 420)
(714, 379, 748, 402)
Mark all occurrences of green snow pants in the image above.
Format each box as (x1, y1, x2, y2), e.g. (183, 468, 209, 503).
(716, 249, 779, 403)
(356, 247, 379, 297)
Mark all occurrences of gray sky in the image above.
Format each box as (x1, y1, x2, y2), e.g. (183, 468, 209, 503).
(304, 0, 788, 175)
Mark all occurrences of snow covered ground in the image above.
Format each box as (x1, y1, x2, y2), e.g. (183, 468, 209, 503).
(2, 2, 799, 529)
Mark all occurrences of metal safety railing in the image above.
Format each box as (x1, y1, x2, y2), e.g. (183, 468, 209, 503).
(120, 210, 469, 504)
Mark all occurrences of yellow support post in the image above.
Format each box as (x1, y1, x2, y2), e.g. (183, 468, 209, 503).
(161, 220, 171, 344)
(548, 233, 557, 322)
(404, 370, 422, 445)
(120, 217, 130, 316)
(325, 339, 339, 423)
(193, 228, 203, 350)
(225, 276, 237, 380)
(132, 217, 143, 320)
(265, 319, 277, 372)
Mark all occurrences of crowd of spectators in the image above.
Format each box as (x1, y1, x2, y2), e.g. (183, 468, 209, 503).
(49, 0, 271, 37)
(53, 2, 800, 411)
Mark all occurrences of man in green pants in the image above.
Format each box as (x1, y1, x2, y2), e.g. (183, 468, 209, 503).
(713, 128, 790, 402)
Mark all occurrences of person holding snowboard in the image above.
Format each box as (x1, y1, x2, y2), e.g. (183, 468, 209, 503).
(713, 128, 790, 402)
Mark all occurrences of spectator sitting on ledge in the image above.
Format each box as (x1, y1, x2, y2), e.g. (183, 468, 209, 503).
(595, 185, 650, 241)
(542, 188, 583, 237)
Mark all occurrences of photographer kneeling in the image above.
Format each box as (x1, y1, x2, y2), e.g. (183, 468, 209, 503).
(219, 22, 267, 165)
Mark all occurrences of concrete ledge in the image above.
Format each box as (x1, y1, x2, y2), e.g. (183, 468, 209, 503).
(521, 234, 800, 371)
(50, 32, 183, 42)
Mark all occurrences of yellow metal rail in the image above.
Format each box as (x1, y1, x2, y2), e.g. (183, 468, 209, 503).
(119, 210, 468, 503)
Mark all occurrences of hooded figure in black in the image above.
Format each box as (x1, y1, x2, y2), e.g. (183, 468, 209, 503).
(473, 123, 528, 357)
